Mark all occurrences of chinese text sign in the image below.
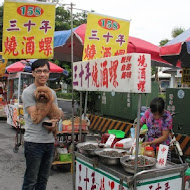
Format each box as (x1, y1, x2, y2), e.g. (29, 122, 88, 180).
(76, 158, 128, 190)
(76, 157, 182, 190)
(3, 1, 55, 59)
(156, 144, 169, 168)
(73, 53, 151, 93)
(182, 68, 190, 84)
(137, 174, 182, 190)
(82, 13, 130, 61)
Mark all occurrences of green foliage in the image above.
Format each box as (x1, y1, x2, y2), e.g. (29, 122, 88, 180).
(55, 6, 71, 31)
(151, 66, 157, 75)
(74, 91, 101, 112)
(159, 39, 169, 46)
(55, 6, 87, 31)
(56, 91, 74, 99)
(171, 27, 185, 38)
(158, 92, 166, 101)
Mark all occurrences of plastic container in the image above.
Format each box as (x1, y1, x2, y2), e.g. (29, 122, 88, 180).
(58, 119, 63, 131)
(59, 153, 72, 162)
(141, 124, 148, 130)
(143, 146, 155, 158)
(185, 168, 190, 190)
(101, 133, 123, 148)
(114, 138, 133, 149)
(130, 128, 135, 138)
(108, 130, 125, 138)
(138, 141, 144, 155)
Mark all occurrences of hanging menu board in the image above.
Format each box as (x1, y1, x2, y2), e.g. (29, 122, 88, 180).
(73, 53, 151, 93)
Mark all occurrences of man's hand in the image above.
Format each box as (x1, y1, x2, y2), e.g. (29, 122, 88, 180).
(43, 119, 58, 133)
(142, 141, 152, 147)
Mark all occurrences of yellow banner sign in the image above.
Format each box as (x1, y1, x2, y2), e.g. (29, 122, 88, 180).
(82, 13, 130, 61)
(182, 68, 190, 84)
(0, 52, 8, 77)
(2, 1, 55, 59)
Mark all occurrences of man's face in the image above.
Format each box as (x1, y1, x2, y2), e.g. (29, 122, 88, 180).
(32, 65, 50, 86)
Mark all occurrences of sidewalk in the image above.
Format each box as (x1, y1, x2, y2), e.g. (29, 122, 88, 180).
(0, 120, 72, 190)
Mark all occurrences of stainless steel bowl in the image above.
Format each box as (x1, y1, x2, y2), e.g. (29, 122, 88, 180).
(77, 141, 99, 156)
(120, 155, 156, 174)
(94, 148, 129, 165)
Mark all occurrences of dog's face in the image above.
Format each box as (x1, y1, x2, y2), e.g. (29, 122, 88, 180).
(34, 86, 52, 103)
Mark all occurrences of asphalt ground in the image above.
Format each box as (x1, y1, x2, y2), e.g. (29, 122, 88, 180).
(0, 119, 73, 190)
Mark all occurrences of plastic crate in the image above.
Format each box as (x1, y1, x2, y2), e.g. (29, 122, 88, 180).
(108, 130, 125, 138)
(62, 124, 88, 132)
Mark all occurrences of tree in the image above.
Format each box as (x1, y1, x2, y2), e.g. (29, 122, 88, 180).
(159, 39, 169, 47)
(159, 27, 185, 47)
(171, 27, 185, 38)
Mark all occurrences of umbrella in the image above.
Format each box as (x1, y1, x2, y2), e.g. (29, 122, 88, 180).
(6, 60, 68, 76)
(159, 27, 190, 68)
(54, 24, 171, 67)
(6, 60, 31, 73)
(54, 24, 85, 62)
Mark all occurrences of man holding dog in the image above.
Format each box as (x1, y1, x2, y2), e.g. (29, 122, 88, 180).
(22, 59, 61, 190)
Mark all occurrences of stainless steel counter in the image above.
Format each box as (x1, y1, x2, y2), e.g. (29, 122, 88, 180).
(75, 151, 188, 189)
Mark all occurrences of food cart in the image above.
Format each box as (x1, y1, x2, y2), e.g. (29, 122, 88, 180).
(75, 152, 187, 189)
(72, 54, 188, 189)
(6, 72, 34, 128)
(0, 74, 8, 118)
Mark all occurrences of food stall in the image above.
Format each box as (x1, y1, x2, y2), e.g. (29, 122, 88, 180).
(72, 54, 188, 189)
(6, 72, 34, 128)
(75, 152, 187, 189)
(0, 52, 8, 118)
(0, 75, 8, 118)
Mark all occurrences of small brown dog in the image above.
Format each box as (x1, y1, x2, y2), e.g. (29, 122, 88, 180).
(30, 86, 62, 134)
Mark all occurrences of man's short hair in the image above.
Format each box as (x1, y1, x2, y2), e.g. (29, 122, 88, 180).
(31, 59, 50, 71)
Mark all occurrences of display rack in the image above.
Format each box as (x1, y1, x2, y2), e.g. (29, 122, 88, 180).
(52, 130, 88, 172)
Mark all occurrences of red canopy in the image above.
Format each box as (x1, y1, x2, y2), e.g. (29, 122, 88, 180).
(6, 60, 65, 73)
(127, 36, 170, 66)
(6, 60, 29, 73)
(159, 28, 190, 68)
(54, 24, 171, 67)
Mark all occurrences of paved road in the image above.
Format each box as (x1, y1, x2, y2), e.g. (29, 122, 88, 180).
(0, 120, 73, 190)
(57, 99, 79, 119)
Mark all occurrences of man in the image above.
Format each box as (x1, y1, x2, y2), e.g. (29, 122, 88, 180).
(22, 59, 60, 190)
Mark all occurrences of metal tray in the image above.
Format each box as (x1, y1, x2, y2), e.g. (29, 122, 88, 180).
(77, 141, 99, 156)
(120, 155, 156, 174)
(94, 148, 129, 165)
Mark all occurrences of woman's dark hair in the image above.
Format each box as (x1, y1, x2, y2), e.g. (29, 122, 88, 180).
(150, 97, 165, 115)
(31, 59, 50, 71)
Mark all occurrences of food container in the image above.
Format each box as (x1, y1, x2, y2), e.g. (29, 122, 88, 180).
(62, 124, 88, 131)
(120, 155, 156, 174)
(95, 148, 129, 165)
(114, 138, 133, 150)
(143, 146, 155, 157)
(77, 141, 99, 156)
(59, 153, 72, 162)
(101, 133, 123, 148)
(108, 130, 125, 138)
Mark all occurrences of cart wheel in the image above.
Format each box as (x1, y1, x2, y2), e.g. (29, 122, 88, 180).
(13, 146, 19, 153)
